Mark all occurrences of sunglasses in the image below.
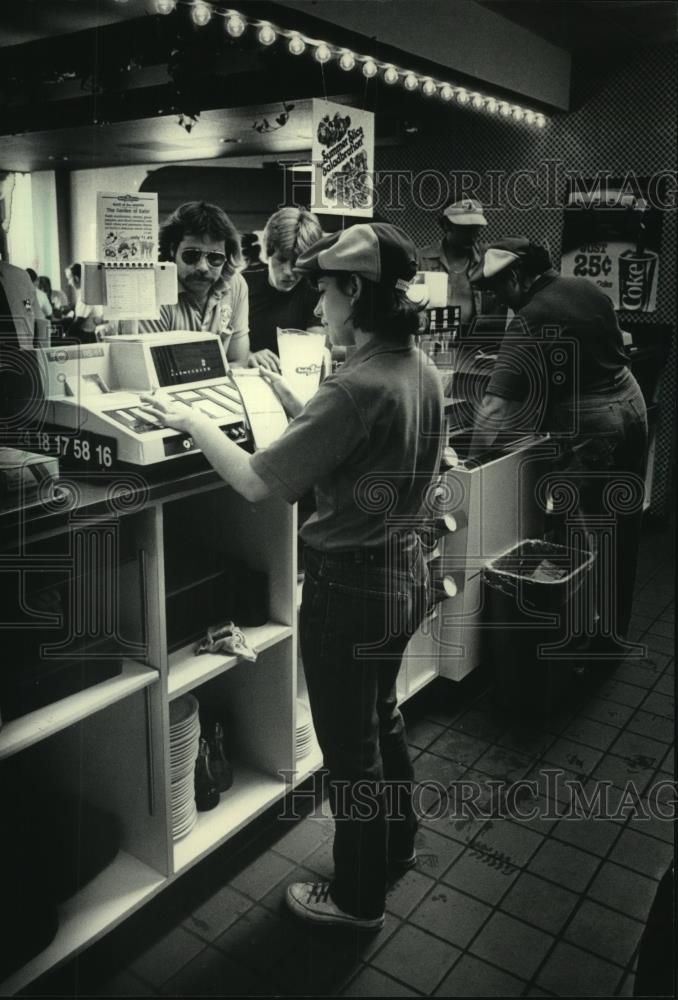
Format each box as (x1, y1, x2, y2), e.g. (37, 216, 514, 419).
(180, 248, 227, 268)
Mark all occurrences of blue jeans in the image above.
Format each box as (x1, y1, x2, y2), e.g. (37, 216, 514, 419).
(550, 368, 648, 640)
(299, 541, 429, 919)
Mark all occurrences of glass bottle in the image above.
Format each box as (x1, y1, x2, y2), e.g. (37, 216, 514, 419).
(209, 721, 234, 793)
(194, 737, 219, 811)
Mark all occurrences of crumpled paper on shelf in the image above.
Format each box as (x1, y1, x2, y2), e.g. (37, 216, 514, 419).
(194, 621, 257, 662)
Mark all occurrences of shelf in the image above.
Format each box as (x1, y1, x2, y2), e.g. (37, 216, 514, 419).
(173, 762, 287, 873)
(165, 567, 229, 601)
(168, 622, 293, 700)
(0, 851, 166, 996)
(0, 661, 159, 762)
(294, 741, 323, 783)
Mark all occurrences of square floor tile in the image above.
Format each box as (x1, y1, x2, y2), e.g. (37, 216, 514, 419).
(592, 752, 657, 794)
(442, 846, 519, 905)
(427, 729, 489, 769)
(450, 708, 509, 743)
(272, 816, 331, 863)
(528, 839, 600, 894)
(371, 923, 461, 994)
(182, 885, 253, 943)
(647, 620, 674, 640)
(434, 769, 504, 846)
(385, 869, 436, 919)
(524, 764, 585, 807)
(653, 674, 675, 697)
(564, 899, 645, 967)
(410, 884, 492, 948)
(229, 850, 295, 901)
(129, 926, 205, 988)
(542, 736, 604, 779)
(91, 970, 154, 997)
(159, 946, 266, 997)
(608, 826, 675, 879)
(473, 745, 534, 782)
(582, 697, 635, 728)
(214, 904, 300, 975)
(596, 680, 647, 708)
(470, 910, 554, 981)
(405, 715, 446, 751)
(433, 954, 525, 997)
(625, 811, 675, 845)
(497, 724, 557, 758)
(413, 750, 468, 812)
(500, 871, 579, 935)
(413, 826, 466, 875)
(470, 817, 544, 868)
(342, 965, 422, 997)
(272, 938, 363, 996)
(613, 662, 660, 689)
(562, 716, 619, 752)
(259, 864, 320, 913)
(626, 709, 675, 744)
(643, 633, 675, 657)
(537, 941, 623, 996)
(609, 730, 668, 771)
(552, 816, 621, 857)
(641, 692, 674, 719)
(588, 862, 660, 921)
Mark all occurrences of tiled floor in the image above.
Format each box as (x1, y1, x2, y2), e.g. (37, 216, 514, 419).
(28, 525, 674, 998)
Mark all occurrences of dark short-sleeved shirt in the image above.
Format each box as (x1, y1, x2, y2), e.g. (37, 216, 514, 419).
(244, 269, 319, 355)
(486, 270, 629, 409)
(251, 338, 444, 551)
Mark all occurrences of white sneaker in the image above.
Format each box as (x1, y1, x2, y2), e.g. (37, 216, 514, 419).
(285, 882, 385, 930)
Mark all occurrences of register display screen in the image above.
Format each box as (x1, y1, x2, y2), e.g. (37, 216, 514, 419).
(151, 341, 226, 386)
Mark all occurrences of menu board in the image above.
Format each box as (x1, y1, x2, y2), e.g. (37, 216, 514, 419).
(97, 191, 159, 262)
(311, 99, 374, 217)
(561, 178, 662, 312)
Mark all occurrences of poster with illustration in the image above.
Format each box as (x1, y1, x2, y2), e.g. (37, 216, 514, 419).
(311, 100, 374, 217)
(560, 178, 662, 312)
(96, 191, 159, 262)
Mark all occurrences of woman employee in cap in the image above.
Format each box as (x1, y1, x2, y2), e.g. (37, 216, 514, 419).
(142, 222, 444, 930)
(470, 236, 648, 648)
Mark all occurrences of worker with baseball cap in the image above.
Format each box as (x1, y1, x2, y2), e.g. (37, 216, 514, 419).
(470, 235, 648, 650)
(141, 221, 444, 931)
(417, 197, 502, 331)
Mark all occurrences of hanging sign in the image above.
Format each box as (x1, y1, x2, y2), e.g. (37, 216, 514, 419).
(560, 178, 662, 312)
(96, 191, 159, 263)
(311, 100, 374, 217)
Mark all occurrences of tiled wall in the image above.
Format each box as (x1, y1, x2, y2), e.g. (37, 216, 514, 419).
(375, 43, 676, 520)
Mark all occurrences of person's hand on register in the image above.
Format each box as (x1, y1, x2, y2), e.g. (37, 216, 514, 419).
(139, 392, 208, 435)
(248, 349, 282, 374)
(257, 367, 304, 420)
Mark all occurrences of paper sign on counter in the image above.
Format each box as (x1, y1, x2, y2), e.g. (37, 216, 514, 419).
(103, 265, 158, 321)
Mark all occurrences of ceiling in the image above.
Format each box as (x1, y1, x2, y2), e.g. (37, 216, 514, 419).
(479, 1, 677, 52)
(0, 0, 149, 48)
(0, 100, 320, 172)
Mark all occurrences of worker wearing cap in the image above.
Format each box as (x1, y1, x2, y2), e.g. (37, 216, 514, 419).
(141, 222, 444, 931)
(470, 236, 648, 646)
(418, 197, 501, 331)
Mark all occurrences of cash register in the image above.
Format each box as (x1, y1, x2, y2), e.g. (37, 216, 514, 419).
(36, 332, 285, 469)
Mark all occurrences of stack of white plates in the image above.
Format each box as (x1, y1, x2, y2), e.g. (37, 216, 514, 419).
(170, 693, 200, 840)
(296, 700, 313, 760)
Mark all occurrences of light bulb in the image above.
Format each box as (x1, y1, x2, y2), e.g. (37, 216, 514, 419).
(225, 12, 245, 37)
(471, 93, 484, 110)
(535, 113, 546, 128)
(486, 97, 498, 113)
(422, 78, 436, 97)
(456, 88, 469, 105)
(440, 84, 454, 102)
(524, 110, 535, 125)
(339, 50, 356, 71)
(512, 106, 525, 122)
(315, 42, 331, 63)
(155, 0, 176, 13)
(499, 102, 511, 117)
(362, 58, 377, 79)
(384, 65, 399, 85)
(258, 22, 276, 45)
(191, 1, 212, 26)
(404, 72, 418, 91)
(288, 33, 305, 55)
(442, 576, 459, 598)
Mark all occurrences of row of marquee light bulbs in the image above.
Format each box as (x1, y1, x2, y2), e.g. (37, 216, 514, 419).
(147, 0, 547, 128)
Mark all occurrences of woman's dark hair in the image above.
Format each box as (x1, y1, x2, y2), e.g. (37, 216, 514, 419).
(67, 262, 82, 284)
(333, 273, 423, 343)
(158, 201, 243, 276)
(518, 242, 552, 278)
(25, 267, 38, 284)
(38, 275, 53, 298)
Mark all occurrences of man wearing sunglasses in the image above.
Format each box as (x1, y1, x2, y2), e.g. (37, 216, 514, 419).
(139, 201, 249, 366)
